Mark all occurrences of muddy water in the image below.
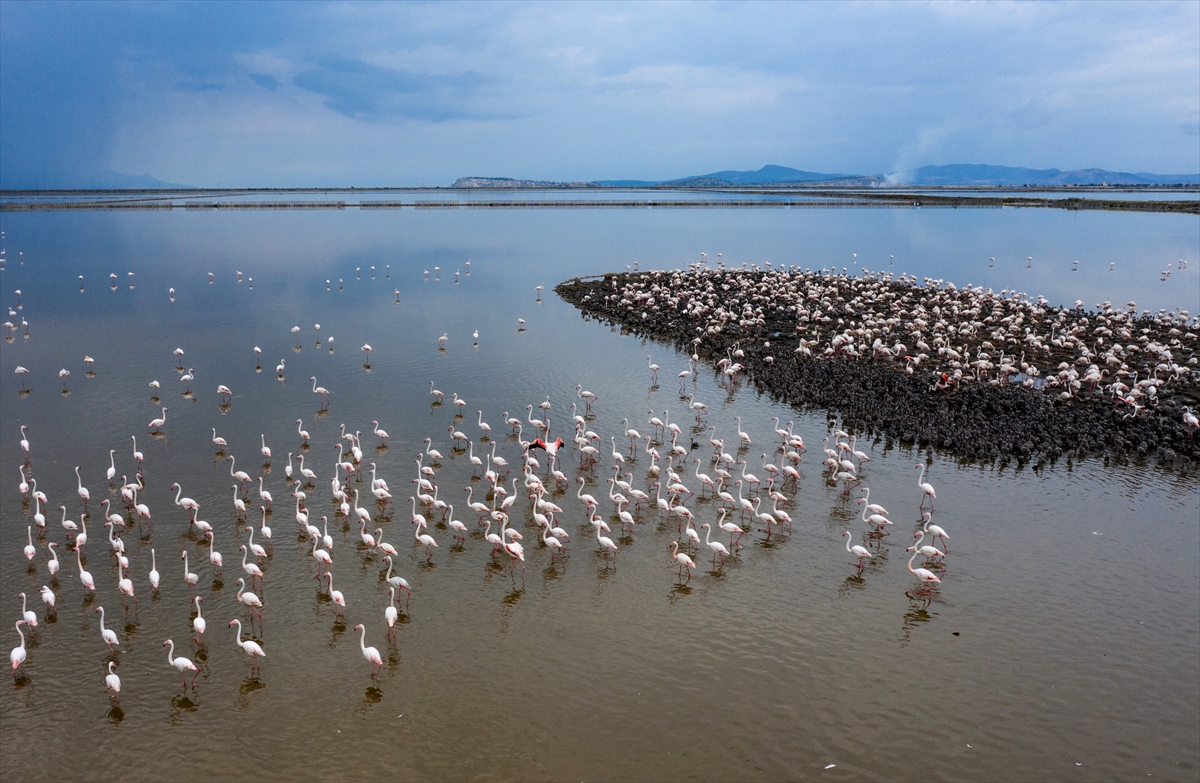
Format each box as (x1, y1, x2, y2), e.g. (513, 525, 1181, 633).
(1, 206, 1197, 781)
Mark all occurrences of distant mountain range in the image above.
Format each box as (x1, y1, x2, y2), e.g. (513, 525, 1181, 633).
(885, 164, 1199, 187)
(0, 169, 192, 190)
(456, 164, 1199, 188)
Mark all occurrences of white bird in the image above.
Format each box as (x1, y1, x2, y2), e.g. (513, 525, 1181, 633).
(843, 531, 872, 568)
(105, 662, 121, 702)
(192, 596, 206, 642)
(228, 619, 265, 670)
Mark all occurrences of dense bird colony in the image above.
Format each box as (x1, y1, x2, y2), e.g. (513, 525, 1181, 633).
(557, 265, 1200, 464)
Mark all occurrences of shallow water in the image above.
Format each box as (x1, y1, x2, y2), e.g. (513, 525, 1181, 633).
(1, 206, 1198, 782)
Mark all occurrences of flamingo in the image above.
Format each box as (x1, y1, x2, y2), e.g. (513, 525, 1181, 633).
(489, 440, 509, 472)
(297, 533, 330, 578)
(354, 624, 383, 679)
(385, 587, 399, 639)
(857, 498, 893, 537)
(497, 517, 524, 577)
(647, 355, 659, 382)
(738, 460, 760, 493)
(106, 449, 117, 483)
(921, 512, 949, 551)
(701, 523, 730, 565)
(692, 459, 715, 496)
(235, 578, 263, 629)
(310, 376, 330, 405)
(236, 544, 263, 588)
(105, 661, 121, 702)
(47, 543, 60, 577)
(96, 606, 119, 650)
(228, 456, 251, 486)
(204, 530, 223, 574)
(843, 531, 872, 568)
(296, 419, 310, 443)
(413, 520, 438, 560)
(717, 508, 745, 547)
(76, 548, 94, 591)
(117, 563, 136, 609)
(11, 621, 28, 675)
(575, 384, 598, 410)
(429, 381, 444, 403)
(101, 498, 121, 530)
(542, 525, 565, 563)
(733, 416, 752, 447)
(915, 463, 937, 510)
(148, 549, 159, 591)
(384, 556, 412, 607)
(19, 425, 30, 455)
(465, 486, 489, 519)
(18, 593, 36, 627)
(163, 639, 199, 688)
(18, 465, 29, 495)
(131, 436, 143, 467)
(131, 487, 151, 523)
(769, 494, 793, 531)
(258, 506, 272, 548)
(39, 586, 55, 614)
(59, 505, 77, 536)
(911, 531, 946, 566)
(446, 505, 468, 542)
(849, 435, 871, 467)
(322, 572, 346, 616)
(858, 488, 889, 517)
(371, 420, 389, 442)
(181, 551, 198, 590)
(734, 480, 754, 518)
(211, 428, 227, 448)
(245, 479, 270, 514)
(228, 619, 265, 671)
(591, 515, 618, 562)
(74, 465, 90, 509)
(297, 453, 317, 482)
(484, 518, 505, 555)
(905, 540, 943, 597)
(148, 407, 168, 430)
(192, 596, 206, 643)
(23, 527, 35, 561)
(669, 541, 696, 582)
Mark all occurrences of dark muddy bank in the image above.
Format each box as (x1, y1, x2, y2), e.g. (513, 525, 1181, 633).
(557, 270, 1199, 467)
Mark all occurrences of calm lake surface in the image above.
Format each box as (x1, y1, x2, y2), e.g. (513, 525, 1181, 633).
(1, 205, 1198, 782)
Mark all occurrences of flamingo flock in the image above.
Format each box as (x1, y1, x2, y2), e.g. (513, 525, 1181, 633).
(9, 377, 957, 697)
(4, 265, 960, 704)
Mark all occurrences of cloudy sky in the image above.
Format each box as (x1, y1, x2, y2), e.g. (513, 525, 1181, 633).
(1, 1, 1197, 187)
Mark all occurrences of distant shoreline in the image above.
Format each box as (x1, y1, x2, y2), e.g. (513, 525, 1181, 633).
(2, 183, 1197, 196)
(2, 187, 1197, 215)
